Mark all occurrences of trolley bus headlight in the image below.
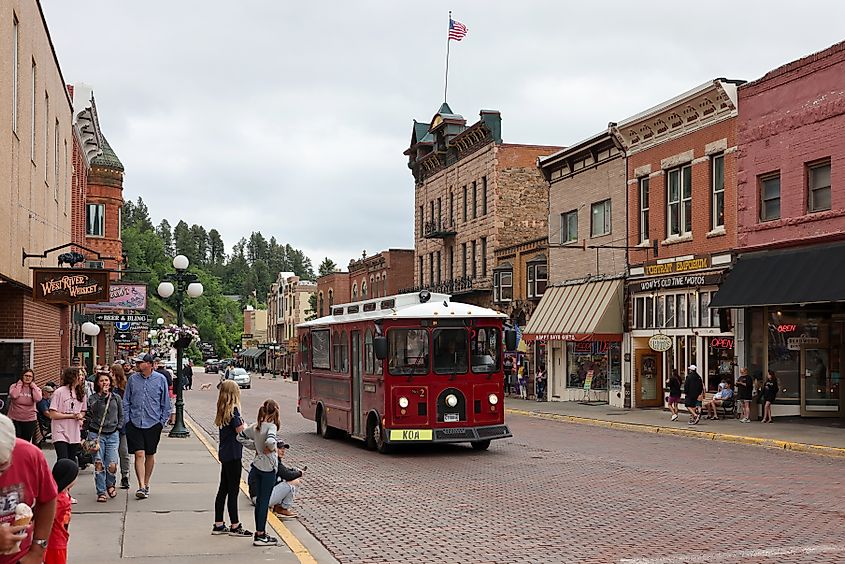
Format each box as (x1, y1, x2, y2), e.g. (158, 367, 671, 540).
(398, 396, 409, 409)
(446, 394, 458, 407)
(488, 393, 499, 405)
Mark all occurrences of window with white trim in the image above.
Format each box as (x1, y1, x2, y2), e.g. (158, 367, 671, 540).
(759, 173, 780, 222)
(639, 177, 649, 243)
(711, 154, 725, 229)
(493, 270, 513, 302)
(808, 161, 831, 213)
(86, 204, 104, 237)
(667, 164, 692, 236)
(561, 210, 577, 244)
(527, 263, 547, 298)
(591, 199, 611, 237)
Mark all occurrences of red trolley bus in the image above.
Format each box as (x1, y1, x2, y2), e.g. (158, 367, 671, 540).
(297, 291, 515, 452)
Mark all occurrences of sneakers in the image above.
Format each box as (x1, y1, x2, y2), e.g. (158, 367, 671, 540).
(229, 524, 253, 537)
(135, 487, 149, 500)
(120, 476, 130, 489)
(70, 496, 78, 505)
(253, 533, 279, 546)
(211, 524, 230, 535)
(670, 414, 678, 421)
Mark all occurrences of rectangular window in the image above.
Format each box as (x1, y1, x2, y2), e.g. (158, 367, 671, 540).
(418, 205, 424, 236)
(527, 264, 548, 298)
(471, 240, 477, 278)
(449, 191, 454, 225)
(436, 250, 441, 284)
(700, 292, 711, 327)
(387, 328, 429, 376)
(31, 60, 36, 161)
(711, 154, 725, 229)
(480, 237, 487, 277)
(461, 243, 467, 277)
(311, 330, 330, 369)
(429, 253, 434, 286)
(44, 92, 49, 181)
(808, 161, 831, 213)
(676, 294, 687, 328)
(639, 177, 650, 243)
(472, 181, 477, 219)
(437, 197, 442, 227)
(418, 256, 423, 283)
(447, 247, 454, 279)
(12, 16, 19, 133)
(481, 176, 488, 215)
(86, 204, 105, 236)
(495, 270, 513, 301)
(634, 297, 645, 329)
(760, 173, 781, 222)
(590, 199, 611, 237)
(561, 210, 578, 243)
(462, 185, 467, 221)
(667, 164, 692, 236)
(54, 120, 59, 195)
(429, 201, 434, 228)
(665, 294, 675, 328)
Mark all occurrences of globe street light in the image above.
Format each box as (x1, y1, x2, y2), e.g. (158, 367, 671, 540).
(157, 255, 204, 438)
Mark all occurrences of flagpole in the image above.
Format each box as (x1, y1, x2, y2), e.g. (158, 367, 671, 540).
(444, 11, 451, 103)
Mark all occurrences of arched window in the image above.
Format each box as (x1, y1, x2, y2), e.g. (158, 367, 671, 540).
(318, 292, 324, 317)
(352, 283, 358, 300)
(370, 275, 375, 297)
(382, 271, 388, 296)
(328, 289, 334, 308)
(362, 280, 368, 298)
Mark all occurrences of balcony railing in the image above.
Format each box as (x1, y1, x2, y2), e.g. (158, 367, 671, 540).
(400, 276, 492, 296)
(423, 220, 457, 239)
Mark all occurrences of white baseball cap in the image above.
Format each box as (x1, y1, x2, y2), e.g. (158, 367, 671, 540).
(688, 365, 698, 371)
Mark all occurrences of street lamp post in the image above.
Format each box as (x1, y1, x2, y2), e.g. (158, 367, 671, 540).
(157, 255, 203, 438)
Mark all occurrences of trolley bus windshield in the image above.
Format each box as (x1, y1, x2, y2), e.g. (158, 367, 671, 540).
(388, 328, 429, 375)
(388, 326, 502, 376)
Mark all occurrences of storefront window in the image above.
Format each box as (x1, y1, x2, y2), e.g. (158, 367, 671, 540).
(566, 341, 620, 390)
(677, 294, 687, 327)
(707, 336, 734, 392)
(689, 292, 698, 328)
(747, 308, 766, 385)
(656, 297, 665, 328)
(665, 296, 675, 328)
(767, 309, 830, 402)
(645, 297, 654, 329)
(700, 292, 711, 327)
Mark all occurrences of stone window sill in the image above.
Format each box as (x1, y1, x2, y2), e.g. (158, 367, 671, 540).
(661, 233, 693, 246)
(706, 227, 726, 238)
(636, 240, 651, 248)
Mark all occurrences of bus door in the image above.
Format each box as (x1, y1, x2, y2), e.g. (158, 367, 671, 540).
(351, 331, 363, 436)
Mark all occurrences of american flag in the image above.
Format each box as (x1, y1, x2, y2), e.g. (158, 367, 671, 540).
(448, 18, 467, 41)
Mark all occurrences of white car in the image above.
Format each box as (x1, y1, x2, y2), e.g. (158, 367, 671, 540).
(222, 367, 251, 389)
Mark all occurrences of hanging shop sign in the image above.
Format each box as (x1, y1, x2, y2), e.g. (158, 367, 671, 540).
(631, 272, 722, 293)
(648, 333, 673, 352)
(32, 268, 110, 304)
(114, 332, 136, 344)
(787, 334, 820, 351)
(94, 313, 150, 323)
(642, 255, 711, 277)
(87, 283, 148, 311)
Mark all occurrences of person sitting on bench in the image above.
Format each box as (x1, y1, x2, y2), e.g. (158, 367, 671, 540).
(704, 379, 733, 420)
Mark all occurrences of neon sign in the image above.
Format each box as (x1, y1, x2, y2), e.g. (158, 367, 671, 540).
(776, 324, 797, 333)
(710, 337, 734, 349)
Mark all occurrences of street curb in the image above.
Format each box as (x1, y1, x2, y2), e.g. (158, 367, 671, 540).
(505, 408, 845, 459)
(184, 417, 318, 564)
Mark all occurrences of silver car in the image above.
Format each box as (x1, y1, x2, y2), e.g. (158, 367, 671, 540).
(222, 367, 251, 389)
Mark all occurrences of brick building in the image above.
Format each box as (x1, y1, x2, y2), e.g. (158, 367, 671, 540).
(0, 0, 76, 391)
(347, 249, 414, 301)
(614, 79, 741, 408)
(712, 41, 845, 418)
(527, 129, 627, 406)
(404, 104, 560, 307)
(315, 270, 350, 319)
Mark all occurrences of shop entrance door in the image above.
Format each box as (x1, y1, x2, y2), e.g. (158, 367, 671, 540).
(635, 349, 663, 407)
(801, 347, 841, 416)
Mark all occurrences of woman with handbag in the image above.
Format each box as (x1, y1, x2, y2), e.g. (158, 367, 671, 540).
(50, 367, 87, 469)
(7, 368, 42, 441)
(84, 371, 124, 502)
(111, 363, 132, 490)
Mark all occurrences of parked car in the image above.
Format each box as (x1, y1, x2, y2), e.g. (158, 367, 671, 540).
(204, 359, 219, 373)
(221, 367, 251, 389)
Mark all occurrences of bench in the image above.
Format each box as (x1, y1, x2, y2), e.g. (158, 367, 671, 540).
(702, 394, 738, 420)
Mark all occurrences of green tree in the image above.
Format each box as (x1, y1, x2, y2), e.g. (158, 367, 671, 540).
(173, 220, 193, 262)
(208, 229, 225, 265)
(318, 257, 337, 277)
(156, 219, 173, 256)
(190, 224, 208, 266)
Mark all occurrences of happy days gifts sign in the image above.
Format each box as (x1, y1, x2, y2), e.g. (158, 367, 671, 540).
(86, 283, 148, 311)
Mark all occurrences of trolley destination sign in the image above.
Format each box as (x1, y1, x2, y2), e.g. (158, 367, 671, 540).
(94, 313, 150, 323)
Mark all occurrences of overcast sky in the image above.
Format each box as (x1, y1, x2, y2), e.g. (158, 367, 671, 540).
(42, 1, 845, 270)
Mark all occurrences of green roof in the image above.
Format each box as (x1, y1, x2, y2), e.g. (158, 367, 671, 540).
(91, 136, 124, 172)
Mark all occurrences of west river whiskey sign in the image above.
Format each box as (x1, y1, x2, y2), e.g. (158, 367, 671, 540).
(32, 268, 110, 304)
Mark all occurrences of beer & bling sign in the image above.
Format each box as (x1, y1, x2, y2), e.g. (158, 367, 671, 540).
(648, 333, 673, 352)
(32, 268, 110, 304)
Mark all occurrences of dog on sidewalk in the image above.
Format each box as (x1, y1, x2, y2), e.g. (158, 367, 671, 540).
(199, 382, 213, 390)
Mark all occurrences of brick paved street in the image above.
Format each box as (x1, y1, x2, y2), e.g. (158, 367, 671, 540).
(186, 370, 845, 564)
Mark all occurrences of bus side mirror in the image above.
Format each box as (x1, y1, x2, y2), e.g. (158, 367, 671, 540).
(504, 329, 517, 352)
(373, 336, 388, 360)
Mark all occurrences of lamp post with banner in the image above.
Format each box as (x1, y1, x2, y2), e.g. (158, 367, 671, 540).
(156, 255, 203, 438)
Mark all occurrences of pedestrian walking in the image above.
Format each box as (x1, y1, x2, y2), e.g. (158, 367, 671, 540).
(45, 459, 78, 564)
(123, 353, 171, 500)
(239, 399, 280, 547)
(183, 361, 193, 391)
(8, 369, 42, 442)
(761, 369, 778, 423)
(535, 365, 547, 402)
(153, 358, 176, 426)
(518, 364, 527, 400)
(666, 369, 682, 421)
(683, 365, 704, 425)
(110, 364, 131, 489)
(503, 356, 514, 394)
(84, 372, 123, 503)
(212, 381, 251, 537)
(49, 368, 87, 468)
(270, 443, 303, 518)
(735, 368, 753, 422)
(0, 412, 58, 564)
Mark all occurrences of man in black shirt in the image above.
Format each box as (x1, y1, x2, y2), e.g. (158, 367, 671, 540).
(683, 365, 704, 425)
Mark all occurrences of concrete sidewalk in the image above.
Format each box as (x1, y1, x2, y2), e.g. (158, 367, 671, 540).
(505, 397, 845, 456)
(46, 430, 301, 563)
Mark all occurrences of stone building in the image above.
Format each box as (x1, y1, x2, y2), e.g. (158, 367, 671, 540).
(0, 0, 76, 391)
(614, 79, 741, 408)
(527, 129, 627, 406)
(348, 249, 414, 301)
(712, 41, 845, 418)
(404, 104, 561, 307)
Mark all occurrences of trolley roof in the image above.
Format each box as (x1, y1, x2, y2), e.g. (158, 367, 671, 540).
(298, 292, 507, 328)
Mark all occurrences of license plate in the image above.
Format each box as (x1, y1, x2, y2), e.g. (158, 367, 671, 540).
(389, 429, 433, 441)
(444, 413, 459, 422)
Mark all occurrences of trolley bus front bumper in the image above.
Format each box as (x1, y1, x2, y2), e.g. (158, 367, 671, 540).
(385, 424, 512, 444)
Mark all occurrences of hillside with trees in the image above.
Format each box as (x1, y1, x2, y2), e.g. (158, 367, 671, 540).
(121, 197, 319, 357)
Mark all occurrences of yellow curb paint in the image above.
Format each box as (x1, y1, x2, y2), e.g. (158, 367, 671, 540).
(506, 408, 845, 458)
(184, 418, 318, 564)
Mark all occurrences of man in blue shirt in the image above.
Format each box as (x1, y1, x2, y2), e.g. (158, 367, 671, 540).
(123, 353, 170, 500)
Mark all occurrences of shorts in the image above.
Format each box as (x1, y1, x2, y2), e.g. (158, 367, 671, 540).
(667, 395, 681, 405)
(126, 422, 163, 455)
(44, 547, 67, 564)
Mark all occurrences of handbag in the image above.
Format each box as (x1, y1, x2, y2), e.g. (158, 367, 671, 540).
(81, 393, 112, 454)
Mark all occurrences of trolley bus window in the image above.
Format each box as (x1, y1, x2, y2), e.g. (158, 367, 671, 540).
(388, 328, 429, 375)
(433, 328, 468, 374)
(312, 330, 330, 370)
(471, 327, 501, 374)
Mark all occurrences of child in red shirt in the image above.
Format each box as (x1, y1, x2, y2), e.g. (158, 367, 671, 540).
(45, 459, 78, 564)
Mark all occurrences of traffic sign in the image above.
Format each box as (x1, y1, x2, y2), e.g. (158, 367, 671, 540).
(115, 321, 131, 332)
(114, 332, 136, 344)
(95, 314, 149, 323)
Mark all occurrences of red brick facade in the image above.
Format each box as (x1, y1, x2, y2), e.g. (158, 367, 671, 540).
(347, 249, 414, 300)
(85, 162, 124, 274)
(316, 272, 351, 318)
(0, 285, 65, 386)
(736, 41, 845, 250)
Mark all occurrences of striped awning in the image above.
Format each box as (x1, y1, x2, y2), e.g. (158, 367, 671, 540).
(523, 278, 624, 342)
